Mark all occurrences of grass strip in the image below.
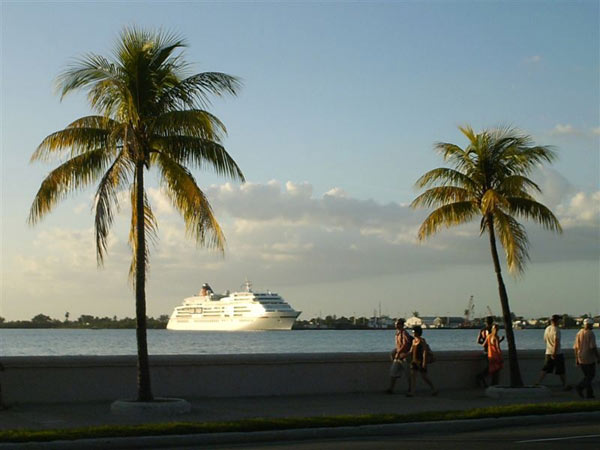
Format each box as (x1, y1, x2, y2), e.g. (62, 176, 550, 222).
(0, 401, 599, 443)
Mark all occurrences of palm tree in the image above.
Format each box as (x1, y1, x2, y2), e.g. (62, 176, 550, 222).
(411, 125, 561, 387)
(28, 27, 244, 401)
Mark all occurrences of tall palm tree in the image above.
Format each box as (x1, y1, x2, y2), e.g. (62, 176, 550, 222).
(28, 27, 244, 401)
(411, 126, 561, 387)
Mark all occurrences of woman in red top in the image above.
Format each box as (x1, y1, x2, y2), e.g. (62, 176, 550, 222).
(484, 324, 503, 385)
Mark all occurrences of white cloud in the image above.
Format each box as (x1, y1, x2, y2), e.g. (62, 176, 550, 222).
(556, 191, 600, 227)
(524, 55, 542, 64)
(285, 181, 313, 198)
(147, 187, 175, 216)
(548, 124, 600, 138)
(551, 123, 579, 135)
(324, 187, 348, 198)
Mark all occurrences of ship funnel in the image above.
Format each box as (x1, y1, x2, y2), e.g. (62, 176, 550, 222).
(200, 283, 213, 296)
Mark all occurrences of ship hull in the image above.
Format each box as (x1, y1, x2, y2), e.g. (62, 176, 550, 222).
(166, 314, 298, 331)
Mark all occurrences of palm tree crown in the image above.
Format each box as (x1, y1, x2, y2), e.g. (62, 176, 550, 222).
(412, 125, 561, 273)
(28, 27, 244, 401)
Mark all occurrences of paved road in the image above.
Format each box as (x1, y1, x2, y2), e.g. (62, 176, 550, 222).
(182, 422, 600, 450)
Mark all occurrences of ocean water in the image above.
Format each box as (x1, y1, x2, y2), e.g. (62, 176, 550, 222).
(0, 328, 581, 356)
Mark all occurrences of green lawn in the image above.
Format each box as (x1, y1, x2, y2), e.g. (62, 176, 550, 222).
(1, 401, 599, 443)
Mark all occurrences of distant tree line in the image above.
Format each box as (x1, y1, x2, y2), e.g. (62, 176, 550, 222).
(0, 314, 169, 329)
(0, 312, 593, 330)
(294, 315, 373, 330)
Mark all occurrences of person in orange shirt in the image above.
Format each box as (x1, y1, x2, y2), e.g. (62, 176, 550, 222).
(476, 316, 504, 387)
(484, 324, 503, 385)
(573, 318, 600, 399)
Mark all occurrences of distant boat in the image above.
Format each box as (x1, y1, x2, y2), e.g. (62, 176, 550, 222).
(167, 281, 301, 331)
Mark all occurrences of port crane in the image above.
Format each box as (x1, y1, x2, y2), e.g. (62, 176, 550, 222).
(463, 295, 475, 326)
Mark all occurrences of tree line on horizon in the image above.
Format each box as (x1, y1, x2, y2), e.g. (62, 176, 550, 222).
(0, 314, 169, 329)
(1, 312, 594, 330)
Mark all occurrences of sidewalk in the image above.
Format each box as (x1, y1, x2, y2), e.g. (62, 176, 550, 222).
(0, 385, 589, 432)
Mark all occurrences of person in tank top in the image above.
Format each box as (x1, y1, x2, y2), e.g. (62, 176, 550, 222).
(386, 318, 413, 394)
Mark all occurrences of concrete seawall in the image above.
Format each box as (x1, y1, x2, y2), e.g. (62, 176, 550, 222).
(0, 350, 584, 404)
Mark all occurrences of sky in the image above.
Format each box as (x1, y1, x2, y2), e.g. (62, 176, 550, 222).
(1, 1, 598, 322)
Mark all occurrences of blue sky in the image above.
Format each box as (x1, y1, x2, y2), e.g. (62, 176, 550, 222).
(1, 1, 598, 321)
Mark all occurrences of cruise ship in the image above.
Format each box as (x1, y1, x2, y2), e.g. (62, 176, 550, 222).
(166, 281, 301, 331)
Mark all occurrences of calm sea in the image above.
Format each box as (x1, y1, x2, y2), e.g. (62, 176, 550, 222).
(0, 328, 581, 356)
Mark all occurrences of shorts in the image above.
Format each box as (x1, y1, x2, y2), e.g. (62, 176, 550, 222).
(410, 362, 427, 373)
(542, 354, 565, 375)
(389, 360, 406, 378)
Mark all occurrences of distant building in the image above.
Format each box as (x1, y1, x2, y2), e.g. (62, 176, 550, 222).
(405, 315, 423, 328)
(368, 315, 395, 329)
(433, 316, 464, 329)
(406, 316, 439, 329)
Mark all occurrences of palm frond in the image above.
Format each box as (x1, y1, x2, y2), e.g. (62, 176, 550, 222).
(152, 136, 244, 182)
(31, 127, 114, 162)
(497, 175, 541, 195)
(414, 167, 477, 190)
(156, 153, 225, 251)
(480, 189, 510, 215)
(157, 72, 242, 111)
(458, 124, 477, 144)
(411, 186, 473, 209)
(56, 53, 121, 100)
(66, 115, 121, 130)
(148, 34, 186, 71)
(94, 154, 133, 264)
(507, 145, 557, 175)
(152, 109, 226, 141)
(506, 197, 563, 232)
(493, 211, 529, 274)
(417, 201, 479, 240)
(87, 78, 136, 121)
(28, 149, 115, 224)
(128, 184, 159, 284)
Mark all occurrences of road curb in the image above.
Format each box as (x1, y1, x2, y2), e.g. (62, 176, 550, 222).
(1, 411, 600, 449)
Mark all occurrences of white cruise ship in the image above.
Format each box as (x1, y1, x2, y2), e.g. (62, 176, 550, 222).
(166, 281, 301, 331)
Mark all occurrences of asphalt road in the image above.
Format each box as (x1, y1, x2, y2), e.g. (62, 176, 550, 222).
(186, 422, 600, 450)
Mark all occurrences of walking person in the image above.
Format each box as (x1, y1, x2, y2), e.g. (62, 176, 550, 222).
(484, 323, 503, 385)
(0, 361, 4, 409)
(406, 326, 437, 397)
(574, 318, 599, 399)
(476, 316, 504, 387)
(386, 318, 412, 394)
(535, 314, 570, 389)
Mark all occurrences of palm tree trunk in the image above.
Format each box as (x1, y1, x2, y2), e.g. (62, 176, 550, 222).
(135, 162, 153, 401)
(486, 215, 524, 387)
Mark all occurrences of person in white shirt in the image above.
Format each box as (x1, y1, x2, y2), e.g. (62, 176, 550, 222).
(535, 314, 569, 390)
(386, 318, 413, 394)
(574, 318, 600, 399)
